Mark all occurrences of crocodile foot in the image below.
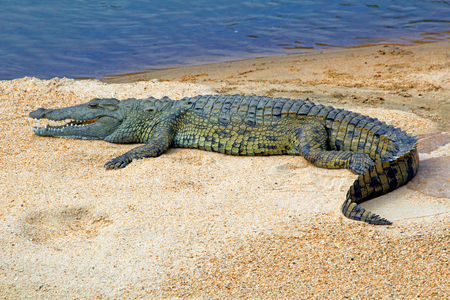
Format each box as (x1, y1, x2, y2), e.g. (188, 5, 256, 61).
(348, 152, 375, 175)
(104, 154, 132, 170)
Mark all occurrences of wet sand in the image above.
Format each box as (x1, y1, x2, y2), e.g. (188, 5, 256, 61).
(1, 40, 450, 298)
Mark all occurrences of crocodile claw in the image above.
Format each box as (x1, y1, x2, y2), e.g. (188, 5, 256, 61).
(104, 154, 132, 170)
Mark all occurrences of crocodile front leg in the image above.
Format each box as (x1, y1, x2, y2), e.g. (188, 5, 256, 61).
(104, 126, 174, 170)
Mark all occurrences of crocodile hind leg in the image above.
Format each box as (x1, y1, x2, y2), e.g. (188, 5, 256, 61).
(293, 122, 375, 174)
(293, 121, 394, 225)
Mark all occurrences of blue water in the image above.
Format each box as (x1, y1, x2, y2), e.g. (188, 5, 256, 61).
(1, 0, 450, 80)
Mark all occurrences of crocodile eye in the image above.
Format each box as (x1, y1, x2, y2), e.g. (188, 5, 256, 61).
(88, 103, 99, 108)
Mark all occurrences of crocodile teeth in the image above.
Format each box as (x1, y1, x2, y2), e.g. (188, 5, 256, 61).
(32, 118, 99, 131)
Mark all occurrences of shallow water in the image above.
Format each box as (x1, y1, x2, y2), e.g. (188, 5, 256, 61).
(1, 0, 449, 80)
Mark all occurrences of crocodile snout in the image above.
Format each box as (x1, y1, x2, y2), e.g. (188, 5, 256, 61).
(29, 107, 53, 119)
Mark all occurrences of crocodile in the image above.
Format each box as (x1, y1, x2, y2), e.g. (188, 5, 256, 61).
(29, 95, 419, 225)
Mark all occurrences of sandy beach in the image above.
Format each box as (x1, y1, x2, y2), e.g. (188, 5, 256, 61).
(1, 40, 450, 298)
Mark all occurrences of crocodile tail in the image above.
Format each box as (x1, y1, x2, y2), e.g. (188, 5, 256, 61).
(341, 147, 419, 225)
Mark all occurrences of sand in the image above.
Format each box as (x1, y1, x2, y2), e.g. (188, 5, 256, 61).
(1, 40, 450, 299)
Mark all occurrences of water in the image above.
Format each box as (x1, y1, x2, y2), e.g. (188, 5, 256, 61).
(1, 0, 450, 80)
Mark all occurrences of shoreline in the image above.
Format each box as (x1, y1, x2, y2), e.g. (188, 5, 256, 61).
(102, 38, 450, 81)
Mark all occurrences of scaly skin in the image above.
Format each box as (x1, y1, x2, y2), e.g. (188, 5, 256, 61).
(29, 95, 419, 225)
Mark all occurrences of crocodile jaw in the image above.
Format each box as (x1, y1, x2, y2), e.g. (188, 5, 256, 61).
(29, 98, 124, 140)
(32, 118, 107, 139)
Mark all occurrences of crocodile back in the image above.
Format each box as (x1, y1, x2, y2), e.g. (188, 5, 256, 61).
(177, 94, 417, 162)
(177, 94, 303, 127)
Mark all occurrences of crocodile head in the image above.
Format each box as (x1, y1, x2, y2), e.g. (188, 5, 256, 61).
(29, 98, 124, 140)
